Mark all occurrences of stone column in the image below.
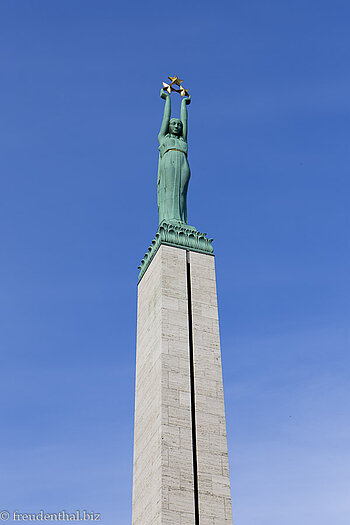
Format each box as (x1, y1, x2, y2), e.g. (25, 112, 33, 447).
(132, 244, 233, 525)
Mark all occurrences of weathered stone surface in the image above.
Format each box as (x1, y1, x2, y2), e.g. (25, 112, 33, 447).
(133, 245, 195, 525)
(189, 250, 233, 525)
(132, 245, 233, 525)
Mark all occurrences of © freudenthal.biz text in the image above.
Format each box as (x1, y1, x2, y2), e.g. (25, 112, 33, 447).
(0, 510, 101, 522)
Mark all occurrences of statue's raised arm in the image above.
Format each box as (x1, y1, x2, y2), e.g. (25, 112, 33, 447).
(158, 89, 171, 142)
(180, 95, 191, 142)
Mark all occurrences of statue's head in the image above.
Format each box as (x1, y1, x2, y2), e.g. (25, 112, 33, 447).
(169, 118, 183, 136)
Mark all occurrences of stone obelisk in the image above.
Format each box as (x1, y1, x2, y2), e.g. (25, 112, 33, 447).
(132, 78, 233, 525)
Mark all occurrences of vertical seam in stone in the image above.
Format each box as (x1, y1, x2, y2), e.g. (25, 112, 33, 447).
(186, 250, 200, 525)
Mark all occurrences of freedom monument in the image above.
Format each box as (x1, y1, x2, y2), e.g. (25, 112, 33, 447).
(132, 76, 233, 525)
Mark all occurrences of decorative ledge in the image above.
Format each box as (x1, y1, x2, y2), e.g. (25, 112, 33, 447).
(138, 221, 214, 282)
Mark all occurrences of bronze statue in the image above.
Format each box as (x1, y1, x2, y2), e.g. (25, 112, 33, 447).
(138, 77, 214, 281)
(157, 78, 191, 225)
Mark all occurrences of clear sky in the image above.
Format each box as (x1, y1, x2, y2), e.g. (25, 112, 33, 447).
(1, 1, 349, 524)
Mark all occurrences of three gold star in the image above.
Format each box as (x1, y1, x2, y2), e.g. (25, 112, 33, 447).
(162, 75, 189, 97)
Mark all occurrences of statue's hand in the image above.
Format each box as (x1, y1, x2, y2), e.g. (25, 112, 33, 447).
(182, 95, 191, 105)
(160, 88, 170, 100)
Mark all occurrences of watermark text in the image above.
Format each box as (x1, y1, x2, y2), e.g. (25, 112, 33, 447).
(0, 510, 101, 522)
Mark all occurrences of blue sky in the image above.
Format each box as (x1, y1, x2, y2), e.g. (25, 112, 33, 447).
(1, 1, 349, 524)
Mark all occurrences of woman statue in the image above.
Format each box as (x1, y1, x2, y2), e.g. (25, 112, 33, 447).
(157, 89, 191, 225)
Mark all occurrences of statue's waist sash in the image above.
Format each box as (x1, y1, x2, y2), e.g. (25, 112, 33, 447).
(164, 148, 187, 157)
(159, 140, 188, 158)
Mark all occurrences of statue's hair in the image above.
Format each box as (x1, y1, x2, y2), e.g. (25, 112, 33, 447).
(169, 118, 182, 125)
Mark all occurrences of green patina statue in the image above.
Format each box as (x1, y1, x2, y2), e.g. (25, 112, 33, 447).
(138, 78, 214, 281)
(157, 89, 191, 225)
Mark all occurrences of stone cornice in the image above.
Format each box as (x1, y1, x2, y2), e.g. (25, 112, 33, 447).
(138, 221, 214, 282)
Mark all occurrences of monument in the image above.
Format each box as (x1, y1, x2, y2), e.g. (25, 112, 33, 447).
(132, 76, 233, 525)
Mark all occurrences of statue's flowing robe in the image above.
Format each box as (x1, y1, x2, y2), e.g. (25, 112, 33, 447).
(157, 135, 190, 225)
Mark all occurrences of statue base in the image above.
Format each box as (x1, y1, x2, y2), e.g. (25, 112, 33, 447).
(138, 220, 214, 282)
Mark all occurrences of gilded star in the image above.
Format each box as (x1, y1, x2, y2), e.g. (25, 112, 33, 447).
(168, 75, 183, 86)
(162, 82, 172, 94)
(180, 87, 190, 97)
